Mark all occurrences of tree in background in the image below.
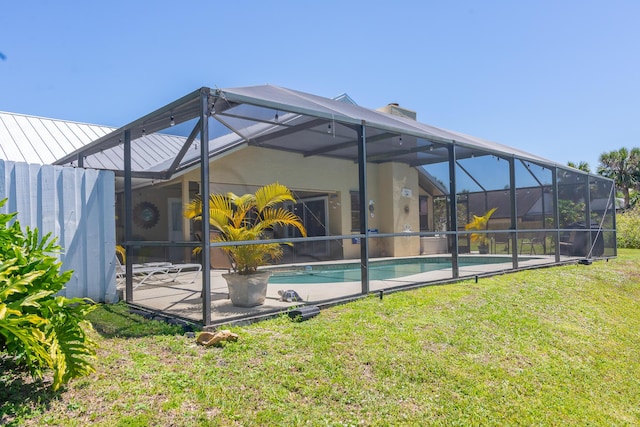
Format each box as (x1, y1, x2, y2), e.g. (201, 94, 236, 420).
(617, 205, 640, 248)
(597, 147, 640, 209)
(567, 161, 591, 173)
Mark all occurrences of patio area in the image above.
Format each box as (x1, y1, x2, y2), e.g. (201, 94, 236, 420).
(121, 254, 560, 326)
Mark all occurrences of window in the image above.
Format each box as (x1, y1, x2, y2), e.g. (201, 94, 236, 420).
(350, 191, 360, 232)
(419, 195, 429, 231)
(433, 196, 449, 232)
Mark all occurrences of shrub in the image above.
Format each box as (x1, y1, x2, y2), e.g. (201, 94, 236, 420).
(616, 206, 640, 249)
(0, 199, 96, 390)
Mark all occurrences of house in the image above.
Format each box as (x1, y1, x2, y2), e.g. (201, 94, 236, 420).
(3, 85, 617, 263)
(1, 84, 617, 323)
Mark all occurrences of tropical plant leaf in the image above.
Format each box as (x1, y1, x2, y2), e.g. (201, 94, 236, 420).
(465, 207, 497, 246)
(0, 270, 45, 301)
(259, 207, 307, 237)
(183, 195, 204, 221)
(184, 184, 306, 274)
(49, 316, 96, 390)
(0, 198, 96, 389)
(254, 182, 296, 211)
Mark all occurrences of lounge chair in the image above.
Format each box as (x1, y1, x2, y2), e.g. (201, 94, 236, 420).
(165, 262, 202, 283)
(116, 259, 171, 289)
(116, 258, 202, 289)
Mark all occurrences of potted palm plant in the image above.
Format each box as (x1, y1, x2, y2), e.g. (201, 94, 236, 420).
(184, 182, 307, 307)
(465, 207, 497, 254)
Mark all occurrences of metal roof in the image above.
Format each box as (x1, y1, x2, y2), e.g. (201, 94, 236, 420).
(0, 111, 115, 164)
(0, 111, 191, 172)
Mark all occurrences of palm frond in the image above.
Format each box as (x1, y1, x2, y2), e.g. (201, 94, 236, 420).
(228, 192, 255, 211)
(208, 193, 234, 231)
(183, 195, 204, 221)
(465, 208, 497, 246)
(183, 183, 306, 273)
(256, 208, 307, 237)
(115, 245, 126, 263)
(254, 182, 296, 212)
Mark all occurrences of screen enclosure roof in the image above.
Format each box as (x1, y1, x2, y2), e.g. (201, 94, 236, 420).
(54, 84, 583, 180)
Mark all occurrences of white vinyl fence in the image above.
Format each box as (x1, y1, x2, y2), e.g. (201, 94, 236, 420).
(0, 160, 117, 302)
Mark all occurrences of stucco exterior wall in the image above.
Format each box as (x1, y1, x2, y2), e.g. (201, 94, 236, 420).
(377, 162, 420, 257)
(177, 147, 423, 259)
(182, 147, 381, 259)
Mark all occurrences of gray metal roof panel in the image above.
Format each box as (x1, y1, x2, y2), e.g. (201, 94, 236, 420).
(0, 115, 22, 161)
(1, 113, 44, 163)
(37, 119, 72, 160)
(0, 111, 189, 170)
(0, 111, 116, 165)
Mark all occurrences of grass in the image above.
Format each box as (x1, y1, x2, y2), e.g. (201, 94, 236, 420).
(3, 250, 640, 426)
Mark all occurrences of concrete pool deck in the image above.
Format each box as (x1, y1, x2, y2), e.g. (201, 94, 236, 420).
(121, 254, 570, 326)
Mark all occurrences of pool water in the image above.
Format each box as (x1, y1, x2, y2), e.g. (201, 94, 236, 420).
(268, 256, 521, 285)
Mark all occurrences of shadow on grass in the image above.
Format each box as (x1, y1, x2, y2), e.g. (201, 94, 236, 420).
(87, 302, 199, 338)
(0, 356, 60, 427)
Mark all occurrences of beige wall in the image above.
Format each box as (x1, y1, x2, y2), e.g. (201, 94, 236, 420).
(183, 147, 368, 258)
(122, 186, 182, 242)
(116, 185, 183, 262)
(170, 146, 424, 258)
(376, 162, 420, 257)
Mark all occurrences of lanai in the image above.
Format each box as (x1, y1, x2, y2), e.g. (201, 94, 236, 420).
(56, 85, 617, 325)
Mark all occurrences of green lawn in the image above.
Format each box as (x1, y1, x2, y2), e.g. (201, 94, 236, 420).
(3, 250, 640, 426)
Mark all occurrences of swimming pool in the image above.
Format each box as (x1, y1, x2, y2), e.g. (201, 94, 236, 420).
(268, 256, 524, 285)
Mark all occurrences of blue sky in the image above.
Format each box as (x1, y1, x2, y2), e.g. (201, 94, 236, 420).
(1, 1, 639, 172)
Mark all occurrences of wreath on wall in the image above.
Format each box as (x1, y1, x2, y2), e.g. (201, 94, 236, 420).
(133, 201, 160, 229)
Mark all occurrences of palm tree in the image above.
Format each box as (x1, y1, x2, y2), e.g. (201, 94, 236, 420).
(567, 161, 590, 172)
(597, 148, 640, 208)
(184, 182, 306, 275)
(465, 207, 497, 250)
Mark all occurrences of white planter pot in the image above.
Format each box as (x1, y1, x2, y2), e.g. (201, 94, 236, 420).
(222, 271, 271, 307)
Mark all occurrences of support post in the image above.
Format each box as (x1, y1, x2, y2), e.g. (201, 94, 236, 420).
(612, 180, 618, 257)
(508, 156, 518, 269)
(553, 167, 561, 263)
(585, 174, 592, 258)
(200, 90, 212, 325)
(448, 145, 459, 278)
(357, 122, 369, 294)
(124, 130, 133, 302)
